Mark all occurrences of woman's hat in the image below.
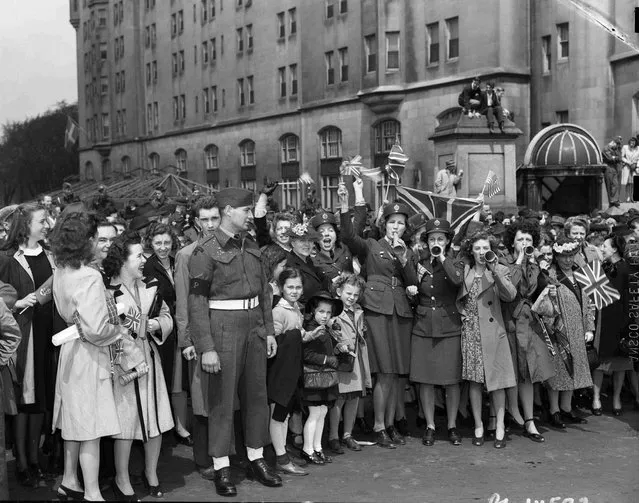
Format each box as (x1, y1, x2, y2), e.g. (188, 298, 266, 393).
(424, 218, 454, 238)
(382, 202, 411, 219)
(305, 291, 343, 317)
(309, 211, 338, 230)
(285, 222, 322, 241)
(552, 237, 581, 256)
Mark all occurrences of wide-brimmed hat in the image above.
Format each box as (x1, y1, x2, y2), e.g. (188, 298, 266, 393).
(305, 291, 343, 317)
(130, 215, 151, 231)
(382, 202, 411, 219)
(309, 211, 338, 230)
(285, 222, 322, 241)
(424, 218, 454, 239)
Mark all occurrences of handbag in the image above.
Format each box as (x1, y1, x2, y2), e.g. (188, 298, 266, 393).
(585, 343, 600, 372)
(303, 364, 338, 390)
(336, 352, 355, 373)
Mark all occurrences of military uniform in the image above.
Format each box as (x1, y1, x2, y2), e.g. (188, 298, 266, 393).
(310, 211, 354, 291)
(188, 228, 272, 459)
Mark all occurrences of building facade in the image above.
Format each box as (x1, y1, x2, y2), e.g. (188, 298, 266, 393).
(69, 0, 639, 211)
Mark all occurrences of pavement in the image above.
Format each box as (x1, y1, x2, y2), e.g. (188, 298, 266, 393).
(8, 402, 639, 503)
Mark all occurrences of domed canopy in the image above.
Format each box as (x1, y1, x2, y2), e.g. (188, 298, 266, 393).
(523, 124, 602, 168)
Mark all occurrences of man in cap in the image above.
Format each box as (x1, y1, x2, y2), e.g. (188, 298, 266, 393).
(188, 187, 281, 496)
(175, 196, 221, 479)
(602, 139, 621, 207)
(458, 76, 482, 117)
(151, 185, 168, 209)
(58, 182, 79, 205)
(434, 160, 463, 197)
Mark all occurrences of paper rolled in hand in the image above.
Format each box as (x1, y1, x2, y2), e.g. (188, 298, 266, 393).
(51, 303, 128, 347)
(119, 366, 149, 385)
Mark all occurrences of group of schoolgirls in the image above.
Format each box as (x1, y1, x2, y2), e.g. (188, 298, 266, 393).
(267, 269, 372, 476)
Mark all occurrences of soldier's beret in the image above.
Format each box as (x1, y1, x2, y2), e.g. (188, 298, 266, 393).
(217, 188, 254, 208)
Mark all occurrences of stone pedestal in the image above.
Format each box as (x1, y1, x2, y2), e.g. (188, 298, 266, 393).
(429, 108, 522, 213)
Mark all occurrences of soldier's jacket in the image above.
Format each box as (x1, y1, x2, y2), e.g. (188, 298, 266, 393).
(187, 228, 274, 354)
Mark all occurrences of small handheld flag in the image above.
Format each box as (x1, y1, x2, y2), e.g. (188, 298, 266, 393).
(64, 117, 79, 151)
(482, 170, 501, 198)
(573, 260, 621, 310)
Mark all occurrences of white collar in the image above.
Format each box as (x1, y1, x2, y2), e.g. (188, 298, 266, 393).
(20, 244, 43, 257)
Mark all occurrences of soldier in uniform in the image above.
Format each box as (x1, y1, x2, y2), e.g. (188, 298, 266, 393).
(188, 188, 281, 497)
(405, 219, 464, 447)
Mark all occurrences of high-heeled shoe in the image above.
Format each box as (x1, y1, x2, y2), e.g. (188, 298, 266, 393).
(522, 419, 545, 443)
(612, 407, 623, 417)
(174, 431, 194, 447)
(142, 472, 164, 498)
(111, 480, 140, 502)
(591, 406, 603, 416)
(493, 435, 507, 449)
(56, 484, 84, 501)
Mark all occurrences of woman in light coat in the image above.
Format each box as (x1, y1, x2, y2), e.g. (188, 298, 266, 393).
(50, 212, 129, 501)
(104, 231, 174, 500)
(457, 231, 517, 449)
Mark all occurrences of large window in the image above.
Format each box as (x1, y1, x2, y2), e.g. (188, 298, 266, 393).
(101, 113, 110, 140)
(541, 35, 551, 73)
(280, 179, 300, 209)
(426, 22, 439, 65)
(121, 156, 131, 174)
(339, 47, 348, 82)
(374, 120, 401, 154)
(319, 127, 342, 159)
(240, 139, 255, 166)
(321, 176, 340, 210)
(289, 64, 298, 96)
(557, 23, 569, 59)
(148, 152, 160, 173)
(364, 34, 377, 72)
(280, 134, 299, 163)
(325, 51, 335, 85)
(278, 67, 286, 97)
(175, 149, 188, 173)
(277, 12, 285, 38)
(386, 32, 400, 70)
(237, 78, 245, 106)
(445, 17, 459, 60)
(205, 144, 218, 170)
(555, 110, 569, 124)
(289, 8, 296, 35)
(101, 159, 112, 179)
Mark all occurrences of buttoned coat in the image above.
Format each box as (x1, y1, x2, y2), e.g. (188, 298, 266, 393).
(0, 246, 55, 405)
(457, 263, 517, 392)
(52, 266, 128, 441)
(340, 211, 415, 318)
(331, 305, 372, 394)
(312, 244, 354, 291)
(406, 256, 464, 339)
(108, 278, 174, 440)
(287, 251, 323, 306)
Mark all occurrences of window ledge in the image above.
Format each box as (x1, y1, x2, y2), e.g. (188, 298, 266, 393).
(446, 57, 459, 63)
(247, 47, 253, 55)
(557, 58, 569, 64)
(426, 62, 439, 68)
(277, 36, 286, 43)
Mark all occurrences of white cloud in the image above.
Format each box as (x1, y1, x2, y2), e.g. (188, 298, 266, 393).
(0, 0, 77, 125)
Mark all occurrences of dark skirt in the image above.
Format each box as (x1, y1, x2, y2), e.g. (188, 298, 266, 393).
(410, 335, 462, 385)
(302, 385, 338, 405)
(365, 310, 411, 375)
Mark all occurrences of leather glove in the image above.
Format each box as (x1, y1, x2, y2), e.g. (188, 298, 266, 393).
(261, 181, 279, 196)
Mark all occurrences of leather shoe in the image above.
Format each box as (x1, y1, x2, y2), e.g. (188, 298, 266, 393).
(315, 450, 332, 463)
(493, 436, 507, 449)
(328, 438, 344, 455)
(522, 419, 545, 443)
(472, 435, 484, 447)
(374, 429, 397, 449)
(175, 433, 194, 447)
(448, 427, 462, 446)
(246, 459, 282, 488)
(213, 467, 237, 497)
(386, 425, 406, 445)
(422, 427, 435, 446)
(342, 436, 361, 451)
(591, 407, 603, 416)
(198, 465, 216, 481)
(300, 450, 324, 465)
(275, 461, 308, 476)
(549, 412, 566, 429)
(560, 410, 587, 424)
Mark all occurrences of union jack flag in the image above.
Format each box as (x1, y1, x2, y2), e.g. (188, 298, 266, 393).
(340, 155, 363, 177)
(573, 260, 620, 310)
(396, 186, 482, 235)
(121, 307, 141, 333)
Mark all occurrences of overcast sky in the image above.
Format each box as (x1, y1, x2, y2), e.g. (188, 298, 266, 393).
(0, 0, 77, 125)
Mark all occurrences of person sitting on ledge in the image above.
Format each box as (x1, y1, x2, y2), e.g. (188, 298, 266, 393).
(458, 77, 482, 118)
(480, 82, 505, 133)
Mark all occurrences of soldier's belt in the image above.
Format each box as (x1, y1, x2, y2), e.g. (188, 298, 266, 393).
(208, 296, 259, 310)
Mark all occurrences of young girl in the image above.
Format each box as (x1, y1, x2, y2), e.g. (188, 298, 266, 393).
(268, 267, 321, 476)
(301, 292, 343, 465)
(327, 274, 371, 453)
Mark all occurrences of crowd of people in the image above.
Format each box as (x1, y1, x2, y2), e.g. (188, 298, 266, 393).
(0, 176, 638, 501)
(602, 134, 639, 207)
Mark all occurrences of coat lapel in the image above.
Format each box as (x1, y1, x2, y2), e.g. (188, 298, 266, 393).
(13, 250, 34, 285)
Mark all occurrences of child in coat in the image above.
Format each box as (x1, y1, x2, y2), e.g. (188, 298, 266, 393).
(301, 292, 343, 465)
(327, 274, 372, 453)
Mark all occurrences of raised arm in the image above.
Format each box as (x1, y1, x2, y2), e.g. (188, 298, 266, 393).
(338, 182, 370, 260)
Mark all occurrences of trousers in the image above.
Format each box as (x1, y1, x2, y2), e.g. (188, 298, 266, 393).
(604, 165, 620, 204)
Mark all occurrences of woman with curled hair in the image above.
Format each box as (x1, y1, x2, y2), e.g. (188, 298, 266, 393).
(499, 220, 554, 442)
(0, 203, 55, 487)
(457, 231, 517, 449)
(142, 223, 191, 446)
(104, 232, 174, 499)
(535, 236, 594, 429)
(49, 212, 128, 501)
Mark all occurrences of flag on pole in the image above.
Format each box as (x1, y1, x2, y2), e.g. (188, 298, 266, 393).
(340, 156, 363, 177)
(396, 186, 483, 235)
(573, 260, 621, 310)
(298, 171, 315, 185)
(64, 116, 79, 151)
(358, 166, 384, 182)
(388, 142, 409, 169)
(482, 170, 501, 197)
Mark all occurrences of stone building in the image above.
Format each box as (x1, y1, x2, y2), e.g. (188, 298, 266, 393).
(69, 0, 639, 211)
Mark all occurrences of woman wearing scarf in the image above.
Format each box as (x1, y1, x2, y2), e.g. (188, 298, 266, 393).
(535, 237, 594, 429)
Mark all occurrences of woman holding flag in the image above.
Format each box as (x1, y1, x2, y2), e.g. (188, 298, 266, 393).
(337, 180, 415, 449)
